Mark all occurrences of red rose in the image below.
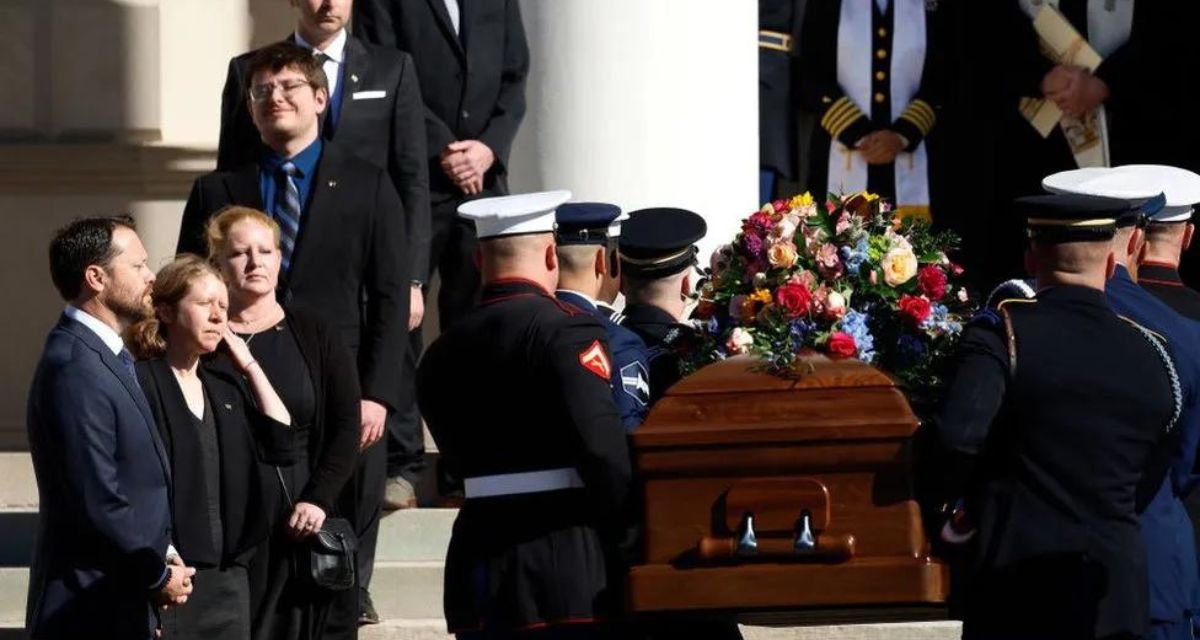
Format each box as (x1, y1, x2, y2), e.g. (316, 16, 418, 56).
(898, 294, 933, 326)
(827, 331, 857, 358)
(774, 283, 812, 318)
(918, 265, 947, 300)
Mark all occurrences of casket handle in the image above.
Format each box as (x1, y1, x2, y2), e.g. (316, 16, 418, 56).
(696, 511, 856, 561)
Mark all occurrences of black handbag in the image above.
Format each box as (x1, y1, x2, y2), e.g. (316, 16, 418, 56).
(276, 467, 358, 592)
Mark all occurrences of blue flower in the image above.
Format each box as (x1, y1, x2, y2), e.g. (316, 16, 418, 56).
(921, 303, 963, 335)
(839, 310, 876, 363)
(788, 319, 815, 351)
(840, 238, 870, 276)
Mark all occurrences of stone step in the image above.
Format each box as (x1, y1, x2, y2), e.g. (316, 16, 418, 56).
(0, 506, 455, 568)
(0, 454, 36, 509)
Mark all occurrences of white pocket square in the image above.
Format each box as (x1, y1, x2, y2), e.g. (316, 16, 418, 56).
(352, 90, 387, 100)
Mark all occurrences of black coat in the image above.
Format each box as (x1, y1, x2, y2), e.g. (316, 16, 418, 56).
(177, 142, 410, 410)
(353, 0, 529, 201)
(216, 34, 432, 279)
(279, 305, 363, 512)
(135, 356, 296, 569)
(416, 280, 631, 632)
(938, 286, 1176, 638)
(618, 302, 694, 407)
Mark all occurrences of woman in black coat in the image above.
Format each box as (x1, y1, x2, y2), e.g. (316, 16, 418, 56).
(205, 206, 362, 640)
(130, 255, 295, 640)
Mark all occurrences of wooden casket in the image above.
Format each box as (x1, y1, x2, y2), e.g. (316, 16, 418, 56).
(627, 354, 948, 624)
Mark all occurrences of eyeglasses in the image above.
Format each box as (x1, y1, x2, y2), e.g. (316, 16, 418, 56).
(249, 79, 312, 103)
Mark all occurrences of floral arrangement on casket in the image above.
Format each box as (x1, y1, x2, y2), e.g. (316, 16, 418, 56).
(688, 192, 977, 394)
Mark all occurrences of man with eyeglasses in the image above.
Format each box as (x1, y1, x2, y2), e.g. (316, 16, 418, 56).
(217, 7, 432, 617)
(178, 41, 410, 639)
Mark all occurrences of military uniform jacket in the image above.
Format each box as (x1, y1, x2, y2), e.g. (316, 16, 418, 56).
(939, 286, 1176, 638)
(618, 303, 694, 407)
(1139, 262, 1200, 323)
(557, 290, 651, 431)
(796, 0, 945, 208)
(1106, 265, 1200, 624)
(416, 279, 631, 632)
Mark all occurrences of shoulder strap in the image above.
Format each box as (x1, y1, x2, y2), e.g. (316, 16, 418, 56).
(276, 467, 295, 509)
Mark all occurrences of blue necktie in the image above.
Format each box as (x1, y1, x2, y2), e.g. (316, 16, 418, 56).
(118, 347, 138, 380)
(275, 161, 303, 272)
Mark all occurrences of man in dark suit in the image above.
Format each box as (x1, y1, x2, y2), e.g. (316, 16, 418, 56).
(215, 0, 430, 588)
(28, 216, 195, 640)
(177, 42, 409, 632)
(938, 194, 1179, 640)
(353, 0, 530, 330)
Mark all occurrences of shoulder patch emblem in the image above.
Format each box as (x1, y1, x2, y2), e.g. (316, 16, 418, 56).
(578, 340, 612, 381)
(620, 361, 651, 407)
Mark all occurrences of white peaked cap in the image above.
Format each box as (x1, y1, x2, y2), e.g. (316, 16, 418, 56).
(458, 190, 572, 239)
(1110, 165, 1200, 222)
(1042, 167, 1115, 195)
(1042, 167, 1160, 202)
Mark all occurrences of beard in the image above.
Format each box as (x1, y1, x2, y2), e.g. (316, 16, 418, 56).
(107, 283, 154, 326)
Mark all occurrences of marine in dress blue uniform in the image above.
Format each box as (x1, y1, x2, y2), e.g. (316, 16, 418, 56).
(938, 194, 1182, 640)
(555, 202, 651, 431)
(1046, 167, 1200, 640)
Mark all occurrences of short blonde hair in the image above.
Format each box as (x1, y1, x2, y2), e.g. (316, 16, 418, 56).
(205, 206, 281, 261)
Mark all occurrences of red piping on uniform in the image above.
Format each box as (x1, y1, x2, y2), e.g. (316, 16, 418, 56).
(1139, 277, 1184, 288)
(1141, 260, 1179, 269)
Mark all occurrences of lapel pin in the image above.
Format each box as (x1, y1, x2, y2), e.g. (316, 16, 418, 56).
(328, 180, 338, 188)
(223, 403, 233, 411)
(350, 74, 359, 83)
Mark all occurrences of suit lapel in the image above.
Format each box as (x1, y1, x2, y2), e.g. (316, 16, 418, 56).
(58, 316, 172, 481)
(335, 36, 370, 137)
(426, 0, 467, 61)
(225, 163, 264, 211)
(287, 145, 341, 284)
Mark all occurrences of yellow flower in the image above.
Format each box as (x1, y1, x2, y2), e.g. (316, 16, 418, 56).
(750, 289, 773, 304)
(767, 242, 798, 268)
(861, 191, 880, 202)
(881, 247, 918, 287)
(893, 205, 932, 227)
(790, 192, 815, 209)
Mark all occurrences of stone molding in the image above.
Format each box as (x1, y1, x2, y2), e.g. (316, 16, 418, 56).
(0, 143, 215, 199)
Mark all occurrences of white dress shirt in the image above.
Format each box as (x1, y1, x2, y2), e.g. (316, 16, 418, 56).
(295, 29, 348, 100)
(443, 0, 462, 35)
(64, 305, 124, 356)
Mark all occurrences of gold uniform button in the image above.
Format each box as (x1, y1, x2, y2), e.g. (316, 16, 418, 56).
(878, 28, 888, 38)
(876, 71, 887, 81)
(874, 93, 886, 103)
(822, 96, 832, 104)
(876, 49, 888, 59)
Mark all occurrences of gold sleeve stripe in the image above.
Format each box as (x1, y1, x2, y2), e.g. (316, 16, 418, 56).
(821, 97, 866, 139)
(820, 97, 855, 131)
(829, 107, 865, 139)
(900, 100, 936, 135)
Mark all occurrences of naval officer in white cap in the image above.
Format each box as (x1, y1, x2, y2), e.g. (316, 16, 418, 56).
(416, 190, 632, 640)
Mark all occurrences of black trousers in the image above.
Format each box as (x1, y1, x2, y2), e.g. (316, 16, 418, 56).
(430, 197, 483, 332)
(324, 436, 386, 639)
(386, 330, 425, 482)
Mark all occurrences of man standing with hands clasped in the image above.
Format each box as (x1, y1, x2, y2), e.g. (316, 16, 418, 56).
(27, 216, 195, 640)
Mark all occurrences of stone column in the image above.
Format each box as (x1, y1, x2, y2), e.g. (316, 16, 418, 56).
(508, 0, 759, 264)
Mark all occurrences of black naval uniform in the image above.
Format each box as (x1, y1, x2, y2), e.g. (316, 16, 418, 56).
(416, 279, 631, 636)
(939, 286, 1177, 640)
(1140, 262, 1200, 322)
(796, 0, 944, 207)
(618, 303, 694, 407)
